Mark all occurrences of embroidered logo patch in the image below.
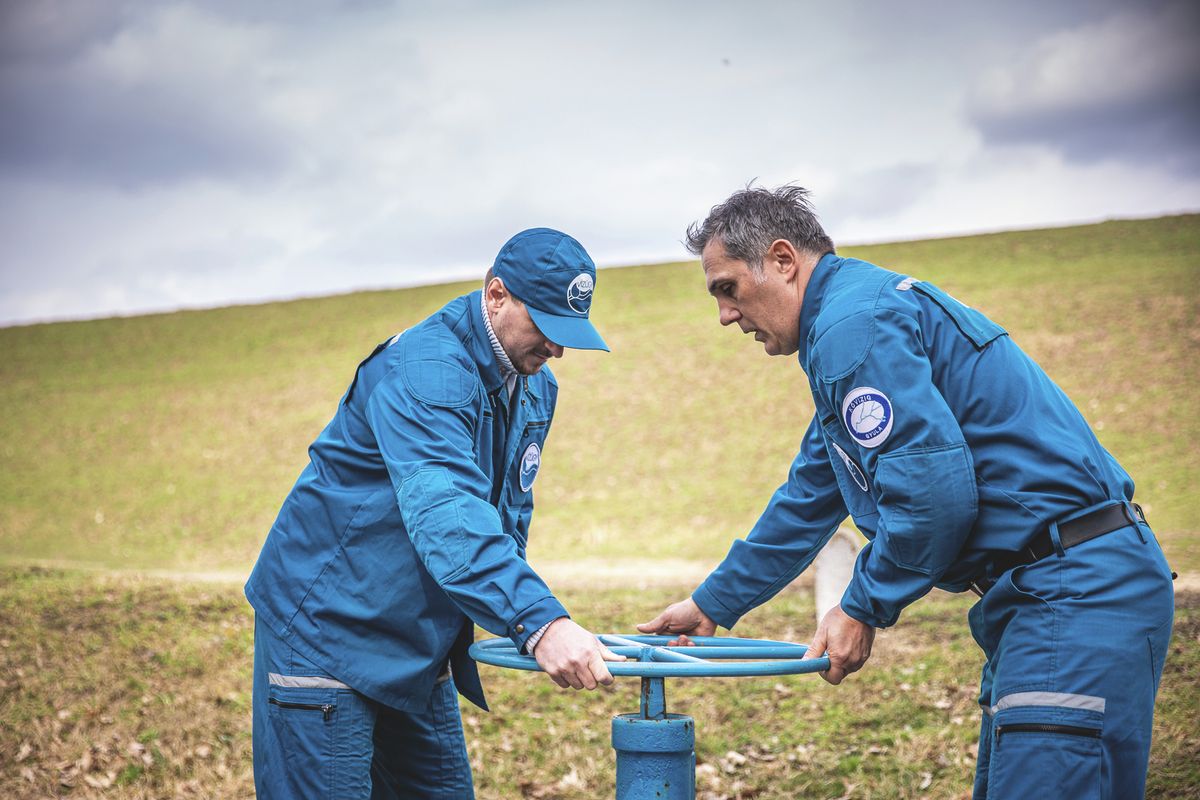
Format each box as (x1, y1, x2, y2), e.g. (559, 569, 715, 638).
(519, 442, 541, 491)
(830, 441, 870, 492)
(842, 387, 894, 449)
(566, 273, 594, 315)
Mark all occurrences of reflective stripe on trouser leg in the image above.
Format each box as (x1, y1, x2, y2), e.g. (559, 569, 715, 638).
(991, 691, 1105, 715)
(968, 523, 1174, 800)
(269, 672, 352, 690)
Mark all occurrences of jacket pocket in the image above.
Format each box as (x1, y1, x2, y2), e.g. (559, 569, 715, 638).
(398, 467, 468, 578)
(875, 443, 977, 575)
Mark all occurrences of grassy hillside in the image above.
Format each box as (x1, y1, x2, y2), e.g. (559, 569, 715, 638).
(1, 215, 1198, 574)
(1, 217, 1198, 800)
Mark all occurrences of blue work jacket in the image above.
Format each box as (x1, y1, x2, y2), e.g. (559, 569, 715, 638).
(692, 254, 1135, 629)
(245, 290, 568, 711)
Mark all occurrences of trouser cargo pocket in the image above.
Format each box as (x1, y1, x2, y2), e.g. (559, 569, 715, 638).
(269, 697, 336, 720)
(267, 684, 342, 789)
(262, 671, 373, 800)
(986, 699, 1103, 798)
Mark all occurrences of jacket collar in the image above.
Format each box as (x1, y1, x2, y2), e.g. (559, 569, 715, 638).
(443, 290, 506, 394)
(798, 252, 841, 373)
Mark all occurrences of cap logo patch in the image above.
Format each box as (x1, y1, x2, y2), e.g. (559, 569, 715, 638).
(830, 441, 870, 492)
(842, 386, 893, 449)
(566, 273, 594, 315)
(519, 442, 541, 491)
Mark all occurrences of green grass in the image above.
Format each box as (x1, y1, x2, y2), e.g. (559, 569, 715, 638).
(1, 568, 1196, 799)
(1, 215, 1197, 574)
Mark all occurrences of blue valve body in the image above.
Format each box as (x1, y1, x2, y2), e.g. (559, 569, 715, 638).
(613, 711, 695, 800)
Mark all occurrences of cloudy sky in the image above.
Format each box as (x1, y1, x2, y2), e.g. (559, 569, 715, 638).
(1, 1, 1197, 326)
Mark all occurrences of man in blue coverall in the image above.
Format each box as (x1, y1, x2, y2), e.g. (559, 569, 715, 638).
(246, 228, 624, 799)
(639, 186, 1175, 797)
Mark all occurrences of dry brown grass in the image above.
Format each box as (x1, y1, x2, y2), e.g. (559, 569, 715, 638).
(2, 569, 1197, 799)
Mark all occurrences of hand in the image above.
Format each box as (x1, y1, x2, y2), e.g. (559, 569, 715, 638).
(803, 604, 875, 685)
(636, 597, 717, 644)
(533, 618, 625, 690)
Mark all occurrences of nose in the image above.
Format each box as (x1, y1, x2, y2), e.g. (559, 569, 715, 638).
(718, 302, 741, 327)
(546, 341, 565, 358)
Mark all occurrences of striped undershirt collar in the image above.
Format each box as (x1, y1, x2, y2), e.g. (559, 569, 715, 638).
(480, 292, 518, 397)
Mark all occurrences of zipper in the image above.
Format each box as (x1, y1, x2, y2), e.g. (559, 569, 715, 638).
(996, 723, 1099, 738)
(269, 697, 335, 721)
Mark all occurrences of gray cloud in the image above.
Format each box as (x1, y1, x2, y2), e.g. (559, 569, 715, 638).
(0, 78, 291, 187)
(0, 3, 293, 186)
(967, 1, 1200, 172)
(0, 1, 134, 67)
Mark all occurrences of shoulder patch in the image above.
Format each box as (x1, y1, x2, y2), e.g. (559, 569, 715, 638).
(810, 310, 874, 383)
(842, 386, 894, 448)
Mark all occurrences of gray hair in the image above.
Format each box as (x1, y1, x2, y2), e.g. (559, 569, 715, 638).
(684, 184, 835, 276)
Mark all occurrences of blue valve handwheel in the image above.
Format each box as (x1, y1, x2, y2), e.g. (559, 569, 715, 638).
(469, 633, 831, 677)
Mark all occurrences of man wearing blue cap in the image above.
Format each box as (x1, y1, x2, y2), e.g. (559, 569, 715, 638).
(245, 228, 622, 799)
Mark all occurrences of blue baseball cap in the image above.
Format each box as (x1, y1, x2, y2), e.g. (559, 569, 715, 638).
(492, 228, 609, 351)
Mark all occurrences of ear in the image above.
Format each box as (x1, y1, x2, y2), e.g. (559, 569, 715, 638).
(485, 277, 508, 311)
(767, 239, 800, 280)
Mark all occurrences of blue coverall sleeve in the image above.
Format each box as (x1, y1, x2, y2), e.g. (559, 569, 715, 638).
(364, 361, 568, 653)
(815, 307, 979, 628)
(691, 415, 848, 630)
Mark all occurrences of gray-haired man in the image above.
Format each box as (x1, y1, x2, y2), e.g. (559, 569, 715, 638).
(640, 185, 1173, 798)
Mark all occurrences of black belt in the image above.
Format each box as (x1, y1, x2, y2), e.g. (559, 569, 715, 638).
(969, 502, 1146, 597)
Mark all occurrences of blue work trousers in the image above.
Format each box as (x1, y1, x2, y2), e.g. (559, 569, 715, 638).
(968, 511, 1174, 799)
(252, 616, 474, 799)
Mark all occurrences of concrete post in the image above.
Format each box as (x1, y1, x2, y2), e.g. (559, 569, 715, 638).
(813, 527, 861, 625)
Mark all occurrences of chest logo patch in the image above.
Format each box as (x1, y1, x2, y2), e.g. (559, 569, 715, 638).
(567, 273, 594, 315)
(830, 441, 870, 492)
(842, 386, 894, 449)
(519, 442, 541, 491)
